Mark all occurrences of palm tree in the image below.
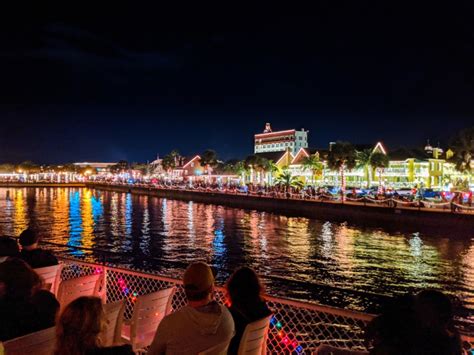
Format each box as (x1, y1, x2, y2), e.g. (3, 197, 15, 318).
(221, 159, 239, 174)
(449, 127, 474, 174)
(17, 161, 40, 174)
(370, 152, 389, 191)
(131, 163, 149, 176)
(233, 160, 249, 184)
(244, 155, 267, 184)
(263, 159, 279, 185)
(110, 160, 129, 174)
(201, 149, 218, 175)
(327, 141, 356, 199)
(0, 163, 16, 173)
(356, 149, 373, 188)
(162, 150, 181, 173)
(254, 157, 270, 184)
(275, 169, 303, 192)
(301, 154, 323, 186)
(62, 163, 79, 173)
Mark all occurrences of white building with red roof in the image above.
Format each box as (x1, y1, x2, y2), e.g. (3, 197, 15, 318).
(254, 123, 308, 155)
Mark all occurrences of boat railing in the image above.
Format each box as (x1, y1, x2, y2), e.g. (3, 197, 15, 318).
(56, 256, 474, 354)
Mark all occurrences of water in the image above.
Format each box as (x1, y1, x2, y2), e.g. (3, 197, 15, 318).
(0, 187, 473, 319)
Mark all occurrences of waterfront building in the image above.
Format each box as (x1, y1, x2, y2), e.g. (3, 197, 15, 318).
(149, 156, 164, 175)
(254, 123, 308, 155)
(166, 155, 238, 184)
(252, 149, 293, 184)
(255, 142, 471, 189)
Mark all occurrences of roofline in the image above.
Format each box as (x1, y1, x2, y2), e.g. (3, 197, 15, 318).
(255, 129, 296, 138)
(291, 148, 310, 164)
(276, 151, 294, 165)
(372, 142, 387, 155)
(182, 155, 201, 169)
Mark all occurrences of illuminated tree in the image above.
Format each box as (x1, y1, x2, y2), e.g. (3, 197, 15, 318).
(244, 155, 266, 184)
(327, 141, 356, 199)
(0, 163, 16, 173)
(110, 160, 129, 173)
(201, 149, 218, 174)
(17, 161, 40, 174)
(356, 149, 373, 188)
(62, 163, 79, 173)
(301, 154, 323, 186)
(263, 159, 279, 185)
(131, 163, 149, 176)
(162, 150, 181, 173)
(449, 127, 474, 175)
(275, 169, 303, 191)
(370, 152, 389, 191)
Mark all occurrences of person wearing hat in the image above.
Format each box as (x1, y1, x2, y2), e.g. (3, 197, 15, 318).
(18, 229, 58, 269)
(148, 262, 235, 355)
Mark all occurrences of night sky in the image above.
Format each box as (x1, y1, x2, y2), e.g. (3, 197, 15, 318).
(1, 3, 473, 163)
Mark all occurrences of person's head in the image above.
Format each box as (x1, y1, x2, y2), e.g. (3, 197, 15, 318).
(19, 229, 40, 250)
(0, 236, 19, 262)
(183, 262, 215, 304)
(365, 294, 417, 354)
(415, 290, 454, 331)
(0, 258, 42, 301)
(55, 296, 104, 355)
(226, 267, 264, 309)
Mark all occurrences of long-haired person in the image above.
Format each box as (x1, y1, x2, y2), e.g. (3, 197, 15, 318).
(55, 296, 133, 355)
(0, 258, 59, 341)
(226, 267, 272, 354)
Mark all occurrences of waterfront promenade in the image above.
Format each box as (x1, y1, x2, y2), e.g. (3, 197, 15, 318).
(87, 182, 474, 234)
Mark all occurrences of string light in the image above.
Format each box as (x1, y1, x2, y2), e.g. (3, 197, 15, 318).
(271, 315, 304, 353)
(117, 278, 139, 302)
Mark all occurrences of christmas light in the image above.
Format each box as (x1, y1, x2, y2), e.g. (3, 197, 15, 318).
(271, 315, 304, 353)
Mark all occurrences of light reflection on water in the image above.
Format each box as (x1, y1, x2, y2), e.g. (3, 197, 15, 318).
(0, 187, 473, 316)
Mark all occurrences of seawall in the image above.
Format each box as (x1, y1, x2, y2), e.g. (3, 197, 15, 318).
(87, 183, 474, 235)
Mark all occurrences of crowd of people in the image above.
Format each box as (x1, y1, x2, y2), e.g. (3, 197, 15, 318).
(97, 179, 474, 211)
(0, 229, 469, 354)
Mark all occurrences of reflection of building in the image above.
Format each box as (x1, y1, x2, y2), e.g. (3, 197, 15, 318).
(254, 123, 308, 155)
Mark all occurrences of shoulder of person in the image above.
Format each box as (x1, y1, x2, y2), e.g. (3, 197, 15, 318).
(220, 303, 233, 315)
(260, 301, 272, 315)
(40, 248, 58, 258)
(220, 305, 236, 327)
(156, 309, 177, 331)
(32, 289, 58, 304)
(19, 249, 31, 256)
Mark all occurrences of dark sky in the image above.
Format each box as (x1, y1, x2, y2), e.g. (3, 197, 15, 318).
(1, 3, 473, 163)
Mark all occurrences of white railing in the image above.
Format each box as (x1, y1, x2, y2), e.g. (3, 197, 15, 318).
(57, 257, 474, 354)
